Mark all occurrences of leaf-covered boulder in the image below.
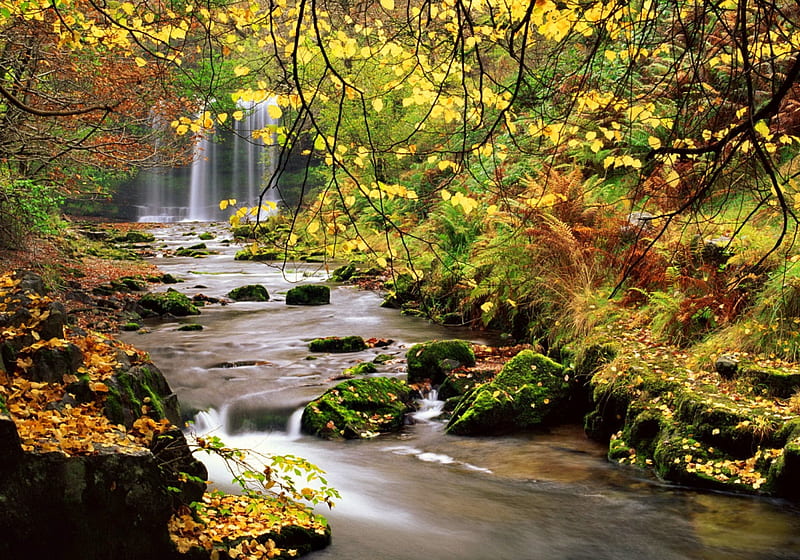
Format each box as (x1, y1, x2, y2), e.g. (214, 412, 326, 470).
(227, 284, 270, 302)
(139, 289, 200, 316)
(301, 377, 414, 439)
(308, 336, 367, 353)
(286, 284, 330, 305)
(446, 350, 570, 436)
(406, 339, 476, 385)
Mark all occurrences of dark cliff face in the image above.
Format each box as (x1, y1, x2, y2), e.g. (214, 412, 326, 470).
(0, 271, 207, 560)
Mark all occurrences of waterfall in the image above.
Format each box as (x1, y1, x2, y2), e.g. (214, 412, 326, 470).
(136, 97, 281, 222)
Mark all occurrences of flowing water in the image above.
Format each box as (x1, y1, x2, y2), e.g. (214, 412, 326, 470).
(123, 223, 800, 560)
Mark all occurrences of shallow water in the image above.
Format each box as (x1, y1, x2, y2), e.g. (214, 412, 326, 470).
(123, 223, 800, 560)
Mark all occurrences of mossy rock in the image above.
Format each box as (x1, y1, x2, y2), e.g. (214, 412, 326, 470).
(330, 263, 357, 282)
(115, 231, 155, 243)
(301, 377, 414, 439)
(227, 284, 270, 302)
(177, 323, 204, 332)
(769, 436, 800, 500)
(197, 232, 215, 240)
(139, 290, 200, 316)
(342, 362, 378, 376)
(438, 373, 480, 401)
(406, 340, 476, 385)
(121, 322, 141, 331)
(308, 336, 367, 353)
(234, 249, 283, 261)
(103, 364, 180, 428)
(741, 366, 800, 398)
(286, 284, 330, 305)
(445, 350, 570, 436)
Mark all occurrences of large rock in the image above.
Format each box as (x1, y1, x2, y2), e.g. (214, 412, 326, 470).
(301, 377, 414, 439)
(286, 284, 330, 305)
(406, 339, 475, 385)
(0, 435, 176, 559)
(227, 284, 270, 302)
(446, 350, 570, 436)
(308, 336, 367, 353)
(139, 289, 200, 316)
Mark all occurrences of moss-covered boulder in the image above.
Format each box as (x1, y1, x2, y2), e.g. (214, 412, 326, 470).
(301, 377, 414, 439)
(114, 230, 155, 243)
(446, 350, 570, 436)
(309, 336, 367, 353)
(227, 284, 270, 302)
(330, 263, 356, 282)
(406, 339, 476, 385)
(286, 284, 330, 305)
(139, 290, 200, 316)
(342, 361, 378, 377)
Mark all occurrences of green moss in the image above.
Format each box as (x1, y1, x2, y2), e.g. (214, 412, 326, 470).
(198, 232, 214, 240)
(342, 362, 378, 376)
(608, 437, 632, 461)
(308, 336, 367, 353)
(286, 285, 330, 305)
(227, 284, 270, 302)
(445, 350, 570, 436)
(121, 322, 141, 331)
(139, 290, 200, 316)
(741, 366, 800, 398)
(177, 323, 203, 332)
(301, 377, 413, 439)
(406, 340, 476, 385)
(330, 263, 356, 282)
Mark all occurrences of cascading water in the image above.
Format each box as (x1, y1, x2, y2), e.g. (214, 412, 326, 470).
(135, 97, 281, 222)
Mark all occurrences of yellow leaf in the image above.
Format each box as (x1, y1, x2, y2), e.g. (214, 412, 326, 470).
(480, 301, 494, 313)
(754, 120, 770, 138)
(232, 110, 244, 121)
(345, 195, 356, 206)
(376, 257, 388, 267)
(121, 2, 135, 15)
(217, 113, 228, 124)
(372, 98, 384, 112)
(267, 104, 283, 120)
(647, 136, 661, 150)
(380, 0, 395, 10)
(440, 189, 452, 201)
(134, 57, 147, 67)
(307, 221, 320, 234)
(233, 65, 251, 77)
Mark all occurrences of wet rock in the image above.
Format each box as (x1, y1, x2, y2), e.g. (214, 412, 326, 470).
(330, 263, 356, 282)
(27, 342, 84, 383)
(309, 336, 367, 353)
(446, 350, 570, 436)
(103, 363, 182, 429)
(115, 230, 156, 243)
(0, 446, 176, 559)
(286, 284, 330, 305)
(139, 289, 200, 316)
(227, 284, 270, 302)
(715, 354, 739, 380)
(406, 339, 476, 385)
(301, 377, 414, 439)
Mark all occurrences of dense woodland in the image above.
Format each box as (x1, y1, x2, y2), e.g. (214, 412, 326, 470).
(4, 0, 800, 557)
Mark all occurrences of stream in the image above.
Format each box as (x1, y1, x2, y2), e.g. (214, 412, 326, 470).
(122, 223, 800, 560)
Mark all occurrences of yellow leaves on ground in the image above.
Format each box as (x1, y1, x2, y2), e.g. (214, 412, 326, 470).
(0, 273, 154, 456)
(169, 493, 328, 558)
